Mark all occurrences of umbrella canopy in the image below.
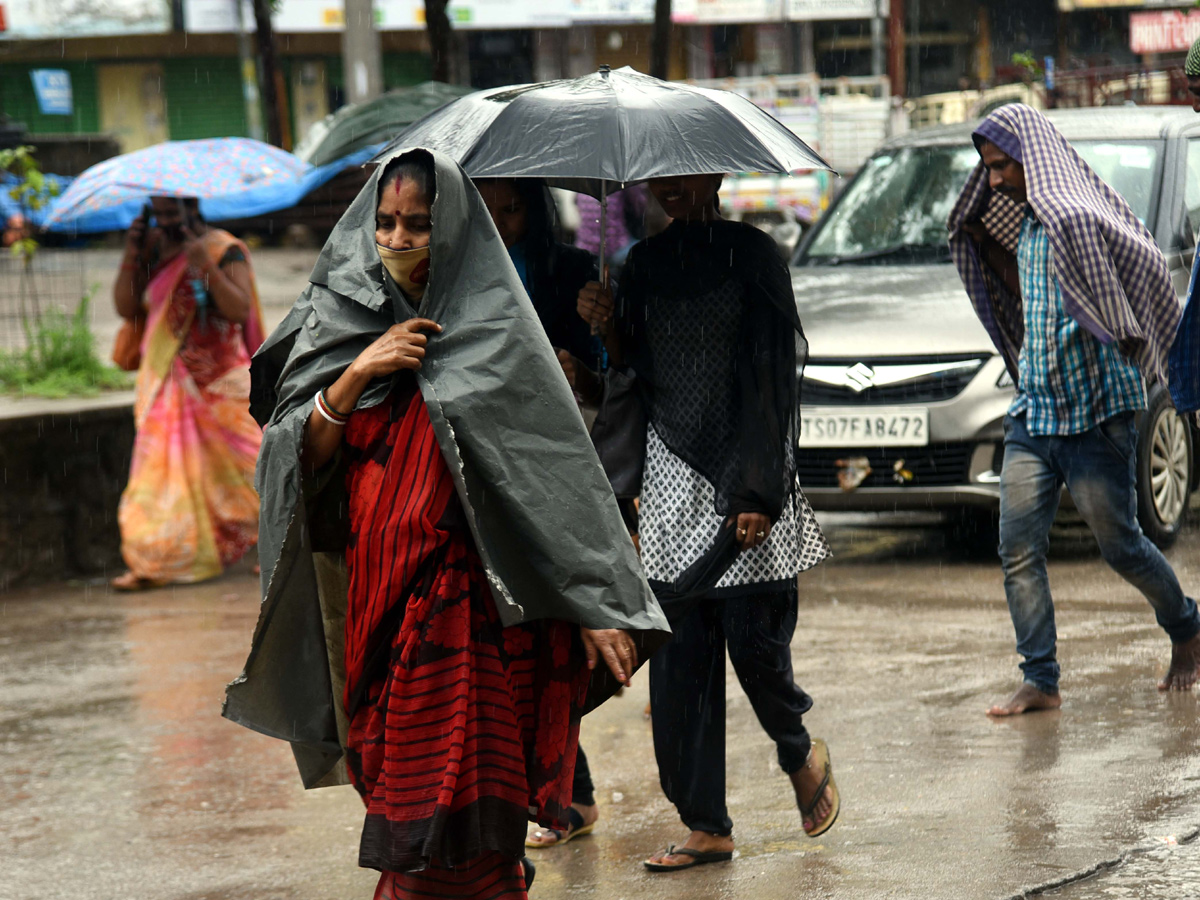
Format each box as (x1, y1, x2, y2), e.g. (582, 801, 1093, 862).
(295, 81, 473, 169)
(372, 66, 834, 197)
(42, 137, 309, 233)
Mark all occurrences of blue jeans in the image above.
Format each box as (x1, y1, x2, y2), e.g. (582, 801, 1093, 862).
(999, 412, 1200, 693)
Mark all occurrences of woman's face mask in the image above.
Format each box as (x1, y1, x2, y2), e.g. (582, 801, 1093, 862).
(377, 243, 430, 302)
(376, 175, 433, 300)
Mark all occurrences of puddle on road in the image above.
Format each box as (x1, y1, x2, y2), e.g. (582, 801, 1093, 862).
(1040, 835, 1200, 899)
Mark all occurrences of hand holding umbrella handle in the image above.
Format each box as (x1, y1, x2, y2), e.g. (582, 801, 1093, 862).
(591, 263, 611, 337)
(577, 276, 614, 338)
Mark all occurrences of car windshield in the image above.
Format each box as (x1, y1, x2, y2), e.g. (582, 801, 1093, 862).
(797, 140, 1161, 265)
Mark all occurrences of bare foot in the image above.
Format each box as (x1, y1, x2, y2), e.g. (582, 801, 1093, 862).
(110, 571, 164, 592)
(1158, 634, 1200, 691)
(789, 748, 835, 834)
(526, 802, 598, 847)
(644, 830, 734, 868)
(986, 683, 1061, 717)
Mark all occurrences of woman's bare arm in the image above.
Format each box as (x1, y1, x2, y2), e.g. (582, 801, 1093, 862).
(301, 318, 442, 473)
(113, 216, 150, 319)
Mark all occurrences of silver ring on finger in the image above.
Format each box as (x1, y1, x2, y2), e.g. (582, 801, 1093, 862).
(756, 531, 766, 540)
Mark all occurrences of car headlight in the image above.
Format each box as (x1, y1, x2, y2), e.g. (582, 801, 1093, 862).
(996, 369, 1014, 389)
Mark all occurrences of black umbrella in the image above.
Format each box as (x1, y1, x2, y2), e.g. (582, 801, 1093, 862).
(295, 81, 473, 168)
(373, 66, 833, 273)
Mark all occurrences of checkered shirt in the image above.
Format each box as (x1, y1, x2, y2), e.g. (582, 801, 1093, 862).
(1010, 212, 1145, 435)
(1168, 245, 1200, 414)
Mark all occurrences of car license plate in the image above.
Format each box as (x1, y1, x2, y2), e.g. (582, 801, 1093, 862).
(798, 407, 930, 447)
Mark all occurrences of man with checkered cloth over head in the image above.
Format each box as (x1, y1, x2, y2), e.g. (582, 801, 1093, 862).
(947, 103, 1200, 716)
(1167, 38, 1200, 415)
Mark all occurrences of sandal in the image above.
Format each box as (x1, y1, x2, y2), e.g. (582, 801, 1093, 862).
(520, 856, 535, 889)
(525, 806, 596, 848)
(797, 738, 841, 838)
(644, 844, 734, 872)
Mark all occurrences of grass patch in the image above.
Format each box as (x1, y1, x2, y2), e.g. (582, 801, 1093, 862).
(0, 290, 131, 398)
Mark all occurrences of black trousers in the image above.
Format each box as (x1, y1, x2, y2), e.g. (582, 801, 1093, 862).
(572, 746, 595, 807)
(649, 587, 812, 836)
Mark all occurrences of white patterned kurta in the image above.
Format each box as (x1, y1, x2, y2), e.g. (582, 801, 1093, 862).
(639, 425, 830, 590)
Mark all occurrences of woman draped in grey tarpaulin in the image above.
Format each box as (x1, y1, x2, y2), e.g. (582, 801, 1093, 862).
(575, 172, 839, 872)
(223, 148, 669, 900)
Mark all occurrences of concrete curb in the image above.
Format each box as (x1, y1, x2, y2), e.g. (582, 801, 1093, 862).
(0, 390, 135, 425)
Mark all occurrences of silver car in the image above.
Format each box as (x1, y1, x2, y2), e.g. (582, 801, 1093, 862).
(790, 107, 1200, 548)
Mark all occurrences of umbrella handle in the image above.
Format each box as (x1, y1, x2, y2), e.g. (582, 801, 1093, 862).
(598, 187, 607, 288)
(593, 186, 608, 337)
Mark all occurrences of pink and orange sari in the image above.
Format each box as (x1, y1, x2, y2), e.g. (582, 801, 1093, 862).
(118, 230, 265, 584)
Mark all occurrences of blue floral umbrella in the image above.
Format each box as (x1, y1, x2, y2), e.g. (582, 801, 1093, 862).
(43, 137, 310, 234)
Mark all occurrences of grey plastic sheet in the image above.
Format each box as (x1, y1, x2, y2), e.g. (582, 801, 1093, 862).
(223, 147, 669, 788)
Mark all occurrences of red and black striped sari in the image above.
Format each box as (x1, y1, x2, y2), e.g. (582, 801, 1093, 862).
(342, 376, 587, 900)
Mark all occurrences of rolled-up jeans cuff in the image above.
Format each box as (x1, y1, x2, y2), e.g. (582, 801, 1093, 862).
(1166, 610, 1200, 645)
(1024, 677, 1059, 696)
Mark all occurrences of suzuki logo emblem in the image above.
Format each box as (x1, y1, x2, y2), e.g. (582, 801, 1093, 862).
(843, 363, 876, 392)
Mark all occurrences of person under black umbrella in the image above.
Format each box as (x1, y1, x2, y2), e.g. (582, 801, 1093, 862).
(474, 177, 605, 850)
(575, 173, 841, 872)
(475, 178, 604, 373)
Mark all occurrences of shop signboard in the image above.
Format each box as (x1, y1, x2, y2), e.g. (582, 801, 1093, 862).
(578, 0, 792, 22)
(0, 0, 169, 38)
(374, 0, 573, 30)
(183, 0, 888, 31)
(1130, 9, 1200, 54)
(184, 0, 254, 32)
(672, 0, 782, 23)
(786, 0, 884, 21)
(569, 0, 655, 21)
(185, 0, 570, 33)
(1058, 0, 1185, 10)
(30, 69, 73, 115)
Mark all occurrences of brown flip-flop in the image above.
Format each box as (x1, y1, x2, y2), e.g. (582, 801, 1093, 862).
(798, 738, 841, 838)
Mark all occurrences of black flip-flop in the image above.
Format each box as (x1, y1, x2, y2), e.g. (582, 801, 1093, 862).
(643, 844, 734, 872)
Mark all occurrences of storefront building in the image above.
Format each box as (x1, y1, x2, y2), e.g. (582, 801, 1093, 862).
(0, 0, 905, 157)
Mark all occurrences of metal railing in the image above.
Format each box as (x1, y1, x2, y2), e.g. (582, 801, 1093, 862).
(0, 249, 92, 353)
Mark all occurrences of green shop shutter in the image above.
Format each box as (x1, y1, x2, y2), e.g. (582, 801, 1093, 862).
(163, 57, 257, 140)
(383, 54, 432, 90)
(0, 62, 100, 134)
(325, 53, 432, 100)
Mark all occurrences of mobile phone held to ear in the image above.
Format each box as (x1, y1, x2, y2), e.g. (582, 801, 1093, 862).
(138, 202, 153, 247)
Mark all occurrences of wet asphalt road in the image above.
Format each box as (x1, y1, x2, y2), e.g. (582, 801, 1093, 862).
(3, 514, 1200, 900)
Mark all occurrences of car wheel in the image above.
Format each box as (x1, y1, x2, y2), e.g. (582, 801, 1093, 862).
(1136, 386, 1193, 550)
